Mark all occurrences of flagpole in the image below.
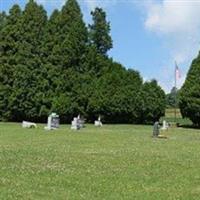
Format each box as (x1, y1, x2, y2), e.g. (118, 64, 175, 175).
(174, 61, 177, 123)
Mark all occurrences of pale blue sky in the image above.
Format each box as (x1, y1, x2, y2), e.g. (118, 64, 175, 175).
(1, 0, 200, 92)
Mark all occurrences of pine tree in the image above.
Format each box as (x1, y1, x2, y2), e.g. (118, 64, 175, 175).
(137, 80, 166, 124)
(41, 0, 89, 122)
(59, 0, 88, 70)
(0, 5, 22, 120)
(87, 61, 143, 123)
(0, 11, 7, 31)
(89, 7, 113, 55)
(9, 0, 47, 121)
(166, 87, 180, 108)
(179, 53, 200, 126)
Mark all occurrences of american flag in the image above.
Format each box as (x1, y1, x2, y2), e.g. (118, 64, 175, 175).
(175, 62, 181, 80)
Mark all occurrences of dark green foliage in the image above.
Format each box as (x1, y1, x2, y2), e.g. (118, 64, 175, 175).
(0, 5, 22, 120)
(0, 11, 7, 31)
(137, 80, 166, 124)
(87, 64, 143, 123)
(0, 0, 165, 124)
(59, 0, 88, 70)
(166, 87, 180, 108)
(179, 53, 200, 126)
(89, 7, 112, 55)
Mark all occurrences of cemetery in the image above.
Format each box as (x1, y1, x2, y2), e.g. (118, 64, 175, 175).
(0, 122, 200, 199)
(1, 0, 200, 199)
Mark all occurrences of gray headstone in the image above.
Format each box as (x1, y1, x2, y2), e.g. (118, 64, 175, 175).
(44, 113, 59, 130)
(153, 121, 160, 137)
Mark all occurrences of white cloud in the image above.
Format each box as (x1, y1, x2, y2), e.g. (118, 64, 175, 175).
(139, 0, 200, 91)
(145, 0, 200, 35)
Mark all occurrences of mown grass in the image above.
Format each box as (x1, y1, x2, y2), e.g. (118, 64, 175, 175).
(1, 123, 200, 199)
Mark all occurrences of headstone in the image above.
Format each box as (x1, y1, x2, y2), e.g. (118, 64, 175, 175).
(71, 115, 85, 130)
(161, 120, 168, 130)
(94, 116, 103, 127)
(153, 121, 160, 137)
(44, 113, 59, 130)
(22, 121, 37, 128)
(71, 117, 81, 130)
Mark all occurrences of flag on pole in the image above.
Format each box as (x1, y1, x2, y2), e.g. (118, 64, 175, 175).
(175, 62, 181, 80)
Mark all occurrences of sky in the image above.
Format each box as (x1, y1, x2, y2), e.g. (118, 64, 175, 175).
(1, 0, 200, 92)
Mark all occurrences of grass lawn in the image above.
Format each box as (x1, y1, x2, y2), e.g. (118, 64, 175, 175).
(1, 123, 200, 199)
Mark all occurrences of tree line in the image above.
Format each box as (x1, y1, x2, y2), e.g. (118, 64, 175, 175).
(0, 0, 166, 124)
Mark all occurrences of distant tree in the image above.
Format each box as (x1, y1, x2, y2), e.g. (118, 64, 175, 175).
(166, 87, 180, 108)
(89, 7, 112, 55)
(179, 52, 200, 126)
(137, 80, 166, 124)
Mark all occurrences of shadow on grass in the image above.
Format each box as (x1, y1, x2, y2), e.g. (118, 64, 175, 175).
(178, 124, 200, 130)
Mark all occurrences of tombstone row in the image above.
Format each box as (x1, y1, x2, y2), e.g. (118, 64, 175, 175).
(22, 113, 103, 130)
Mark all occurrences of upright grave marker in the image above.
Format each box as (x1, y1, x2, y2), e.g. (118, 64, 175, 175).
(44, 113, 59, 130)
(71, 117, 81, 130)
(71, 115, 85, 130)
(153, 121, 160, 137)
(161, 120, 168, 130)
(94, 116, 103, 127)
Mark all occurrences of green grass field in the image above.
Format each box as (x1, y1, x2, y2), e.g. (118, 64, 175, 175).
(1, 123, 200, 199)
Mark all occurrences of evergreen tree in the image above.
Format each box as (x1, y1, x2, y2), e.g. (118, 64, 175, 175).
(179, 53, 200, 126)
(89, 7, 112, 55)
(166, 87, 179, 108)
(0, 11, 7, 31)
(87, 61, 143, 123)
(9, 0, 47, 121)
(59, 0, 88, 70)
(137, 80, 166, 124)
(41, 9, 63, 119)
(0, 5, 22, 120)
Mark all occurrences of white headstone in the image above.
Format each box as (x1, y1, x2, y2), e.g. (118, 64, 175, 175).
(44, 113, 59, 130)
(161, 120, 168, 130)
(71, 117, 81, 130)
(94, 116, 103, 127)
(22, 121, 37, 128)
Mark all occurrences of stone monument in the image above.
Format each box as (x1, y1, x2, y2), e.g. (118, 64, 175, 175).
(161, 120, 168, 130)
(153, 121, 160, 137)
(71, 115, 85, 130)
(44, 113, 59, 130)
(71, 117, 81, 130)
(94, 116, 103, 127)
(22, 121, 37, 128)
